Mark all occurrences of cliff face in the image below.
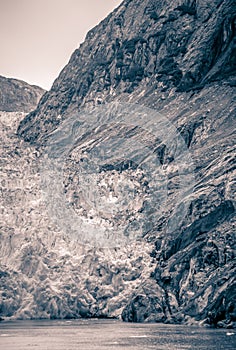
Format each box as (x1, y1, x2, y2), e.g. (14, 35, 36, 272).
(0, 76, 45, 113)
(18, 0, 236, 142)
(1, 0, 236, 327)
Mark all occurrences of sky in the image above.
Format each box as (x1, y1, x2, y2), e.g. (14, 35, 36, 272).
(0, 0, 122, 90)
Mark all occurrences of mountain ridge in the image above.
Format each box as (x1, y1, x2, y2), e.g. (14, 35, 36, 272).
(0, 75, 45, 113)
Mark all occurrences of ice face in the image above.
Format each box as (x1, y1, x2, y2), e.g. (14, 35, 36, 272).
(40, 101, 195, 248)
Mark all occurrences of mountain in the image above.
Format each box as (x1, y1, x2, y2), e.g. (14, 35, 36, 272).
(18, 0, 236, 142)
(0, 76, 45, 113)
(1, 0, 235, 328)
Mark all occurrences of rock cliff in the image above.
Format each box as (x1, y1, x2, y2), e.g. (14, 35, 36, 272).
(1, 0, 235, 328)
(18, 0, 236, 142)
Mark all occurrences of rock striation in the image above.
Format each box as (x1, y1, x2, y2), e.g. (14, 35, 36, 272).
(0, 0, 235, 328)
(0, 76, 45, 113)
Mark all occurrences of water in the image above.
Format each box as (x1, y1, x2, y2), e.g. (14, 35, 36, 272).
(0, 319, 235, 350)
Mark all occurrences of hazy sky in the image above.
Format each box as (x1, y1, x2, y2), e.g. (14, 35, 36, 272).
(0, 0, 122, 90)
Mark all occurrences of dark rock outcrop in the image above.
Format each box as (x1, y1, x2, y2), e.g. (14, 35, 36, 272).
(0, 75, 45, 113)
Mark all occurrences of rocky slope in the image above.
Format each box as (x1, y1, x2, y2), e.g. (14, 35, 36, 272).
(0, 75, 45, 113)
(18, 0, 236, 142)
(1, 0, 236, 328)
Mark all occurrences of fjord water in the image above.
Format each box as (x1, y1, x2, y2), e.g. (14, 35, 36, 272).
(0, 319, 235, 350)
